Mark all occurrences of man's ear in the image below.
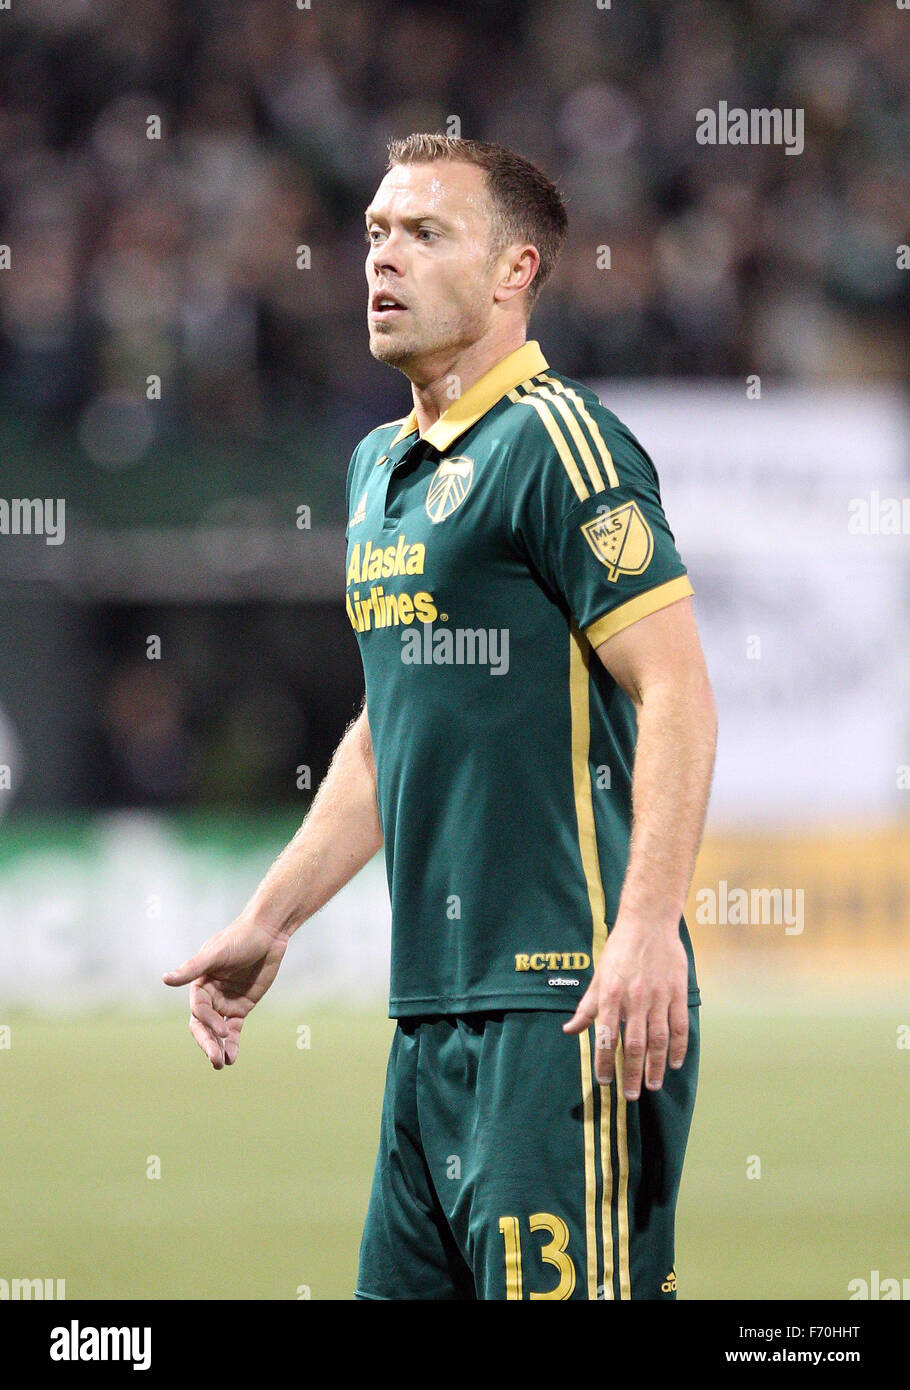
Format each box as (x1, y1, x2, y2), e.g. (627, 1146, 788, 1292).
(493, 244, 540, 304)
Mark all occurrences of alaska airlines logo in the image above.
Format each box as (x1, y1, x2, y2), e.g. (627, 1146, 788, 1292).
(345, 534, 437, 633)
(426, 455, 474, 523)
(347, 536, 426, 584)
(580, 500, 653, 581)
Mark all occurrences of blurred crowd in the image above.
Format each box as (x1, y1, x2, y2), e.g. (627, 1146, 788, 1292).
(1, 0, 908, 811)
(88, 602, 362, 808)
(1, 0, 907, 452)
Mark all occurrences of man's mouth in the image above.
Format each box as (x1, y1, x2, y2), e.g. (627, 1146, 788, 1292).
(370, 290, 409, 320)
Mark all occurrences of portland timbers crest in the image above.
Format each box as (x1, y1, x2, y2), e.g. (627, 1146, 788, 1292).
(580, 500, 654, 581)
(426, 455, 474, 523)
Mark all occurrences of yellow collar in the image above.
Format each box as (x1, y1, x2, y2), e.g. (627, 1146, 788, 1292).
(388, 341, 548, 452)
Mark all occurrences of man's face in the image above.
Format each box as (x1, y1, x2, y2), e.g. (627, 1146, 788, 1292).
(364, 161, 504, 380)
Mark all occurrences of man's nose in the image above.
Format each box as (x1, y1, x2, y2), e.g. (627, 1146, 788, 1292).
(370, 233, 405, 276)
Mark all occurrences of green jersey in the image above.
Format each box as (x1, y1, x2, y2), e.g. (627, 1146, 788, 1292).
(344, 341, 699, 1016)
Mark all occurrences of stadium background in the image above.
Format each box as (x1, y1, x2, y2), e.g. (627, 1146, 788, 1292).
(1, 0, 908, 1301)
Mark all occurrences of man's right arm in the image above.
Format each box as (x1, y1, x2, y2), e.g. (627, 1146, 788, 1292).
(245, 702, 382, 938)
(162, 703, 382, 1067)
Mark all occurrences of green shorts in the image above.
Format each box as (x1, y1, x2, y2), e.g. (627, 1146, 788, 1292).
(355, 1007, 699, 1300)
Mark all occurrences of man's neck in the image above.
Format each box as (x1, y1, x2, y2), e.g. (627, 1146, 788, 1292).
(410, 328, 527, 437)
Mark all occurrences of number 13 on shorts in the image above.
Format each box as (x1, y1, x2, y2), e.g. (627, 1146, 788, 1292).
(498, 1212, 576, 1300)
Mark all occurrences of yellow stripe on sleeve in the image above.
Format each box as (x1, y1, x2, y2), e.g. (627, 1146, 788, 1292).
(584, 576, 694, 649)
(524, 381, 607, 495)
(507, 387, 589, 502)
(539, 375, 620, 488)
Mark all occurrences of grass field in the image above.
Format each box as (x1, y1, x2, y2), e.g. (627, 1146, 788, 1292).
(2, 997, 907, 1300)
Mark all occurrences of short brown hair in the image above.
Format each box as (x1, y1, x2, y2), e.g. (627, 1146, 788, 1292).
(386, 133, 568, 308)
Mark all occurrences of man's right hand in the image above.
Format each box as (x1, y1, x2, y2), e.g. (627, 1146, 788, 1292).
(162, 916, 289, 1070)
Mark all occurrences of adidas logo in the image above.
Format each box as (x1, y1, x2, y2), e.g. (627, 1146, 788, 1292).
(661, 1270, 677, 1293)
(350, 491, 367, 528)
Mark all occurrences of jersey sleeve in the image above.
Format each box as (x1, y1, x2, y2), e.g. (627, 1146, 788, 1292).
(502, 390, 692, 646)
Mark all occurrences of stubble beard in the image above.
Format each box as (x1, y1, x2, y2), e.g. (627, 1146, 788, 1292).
(367, 296, 490, 380)
(368, 320, 420, 370)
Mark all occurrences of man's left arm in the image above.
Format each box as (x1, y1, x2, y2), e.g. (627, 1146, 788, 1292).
(563, 595, 717, 1099)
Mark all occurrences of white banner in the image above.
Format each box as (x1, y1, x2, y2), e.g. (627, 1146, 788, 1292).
(592, 382, 910, 826)
(0, 813, 392, 1010)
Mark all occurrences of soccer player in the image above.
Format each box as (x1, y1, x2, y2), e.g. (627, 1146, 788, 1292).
(164, 135, 718, 1301)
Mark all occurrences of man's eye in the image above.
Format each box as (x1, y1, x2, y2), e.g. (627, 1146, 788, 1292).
(365, 228, 384, 244)
(416, 228, 436, 241)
